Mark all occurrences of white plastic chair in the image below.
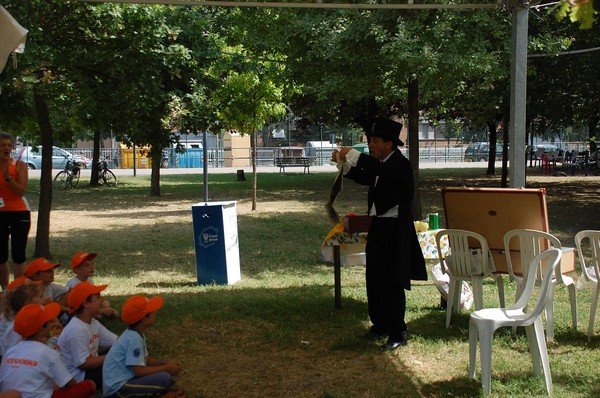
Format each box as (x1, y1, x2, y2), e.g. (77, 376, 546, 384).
(575, 230, 600, 342)
(469, 248, 562, 395)
(435, 229, 505, 328)
(503, 229, 577, 342)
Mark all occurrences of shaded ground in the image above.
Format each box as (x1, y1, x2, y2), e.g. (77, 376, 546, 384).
(27, 170, 600, 398)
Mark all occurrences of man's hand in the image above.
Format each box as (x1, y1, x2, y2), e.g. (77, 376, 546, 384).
(331, 147, 353, 162)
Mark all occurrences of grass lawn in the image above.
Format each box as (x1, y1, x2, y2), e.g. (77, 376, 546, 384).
(23, 168, 600, 397)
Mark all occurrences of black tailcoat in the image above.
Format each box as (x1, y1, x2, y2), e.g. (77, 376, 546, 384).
(345, 150, 427, 335)
(345, 150, 427, 288)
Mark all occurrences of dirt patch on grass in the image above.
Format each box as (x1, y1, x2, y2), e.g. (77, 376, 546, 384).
(32, 200, 316, 237)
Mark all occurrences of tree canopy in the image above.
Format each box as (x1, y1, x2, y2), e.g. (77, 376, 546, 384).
(2, 1, 600, 253)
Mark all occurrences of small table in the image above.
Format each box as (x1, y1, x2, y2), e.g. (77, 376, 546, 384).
(322, 217, 448, 308)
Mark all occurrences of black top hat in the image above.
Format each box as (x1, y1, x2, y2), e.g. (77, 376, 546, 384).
(368, 117, 404, 147)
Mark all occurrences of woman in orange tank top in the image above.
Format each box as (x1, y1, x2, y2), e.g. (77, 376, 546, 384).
(0, 131, 30, 290)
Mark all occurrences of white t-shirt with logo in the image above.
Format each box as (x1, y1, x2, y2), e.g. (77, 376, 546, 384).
(0, 320, 23, 356)
(0, 340, 73, 398)
(0, 316, 11, 356)
(58, 316, 117, 382)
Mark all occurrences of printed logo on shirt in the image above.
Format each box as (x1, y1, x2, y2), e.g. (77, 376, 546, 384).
(133, 348, 141, 357)
(3, 358, 39, 367)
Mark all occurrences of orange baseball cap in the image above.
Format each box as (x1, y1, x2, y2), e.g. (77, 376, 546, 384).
(121, 295, 164, 325)
(70, 251, 97, 270)
(14, 302, 61, 338)
(24, 258, 61, 278)
(6, 277, 41, 291)
(67, 282, 108, 314)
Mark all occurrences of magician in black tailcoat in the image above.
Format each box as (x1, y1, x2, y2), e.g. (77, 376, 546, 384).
(334, 117, 427, 351)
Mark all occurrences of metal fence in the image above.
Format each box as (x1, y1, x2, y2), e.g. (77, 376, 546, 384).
(62, 146, 465, 168)
(417, 146, 465, 163)
(46, 141, 595, 169)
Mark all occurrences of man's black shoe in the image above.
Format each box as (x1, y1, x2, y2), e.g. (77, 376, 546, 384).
(380, 333, 408, 351)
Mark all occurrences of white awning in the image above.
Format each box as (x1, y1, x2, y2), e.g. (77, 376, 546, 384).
(0, 5, 28, 73)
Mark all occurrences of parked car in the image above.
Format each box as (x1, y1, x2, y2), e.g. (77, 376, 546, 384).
(464, 142, 504, 162)
(17, 146, 90, 170)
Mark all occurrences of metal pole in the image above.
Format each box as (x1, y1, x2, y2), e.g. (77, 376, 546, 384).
(203, 130, 208, 202)
(508, 5, 528, 188)
(320, 126, 323, 165)
(132, 143, 137, 177)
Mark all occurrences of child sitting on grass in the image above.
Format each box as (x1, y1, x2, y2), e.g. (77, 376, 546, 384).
(25, 258, 70, 324)
(66, 252, 117, 318)
(0, 302, 96, 398)
(102, 295, 184, 398)
(0, 277, 40, 338)
(0, 278, 46, 356)
(58, 282, 117, 390)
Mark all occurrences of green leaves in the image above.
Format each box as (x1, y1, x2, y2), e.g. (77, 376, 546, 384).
(556, 1, 598, 30)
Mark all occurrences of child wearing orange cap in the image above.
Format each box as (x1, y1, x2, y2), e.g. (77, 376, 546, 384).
(102, 295, 183, 398)
(65, 252, 98, 289)
(0, 302, 96, 398)
(58, 282, 117, 389)
(0, 277, 40, 337)
(66, 252, 117, 318)
(0, 279, 45, 356)
(25, 258, 70, 319)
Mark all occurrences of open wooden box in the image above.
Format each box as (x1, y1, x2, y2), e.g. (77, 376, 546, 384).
(343, 215, 372, 234)
(441, 187, 575, 275)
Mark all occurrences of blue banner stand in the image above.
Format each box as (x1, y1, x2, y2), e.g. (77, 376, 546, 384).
(192, 201, 241, 285)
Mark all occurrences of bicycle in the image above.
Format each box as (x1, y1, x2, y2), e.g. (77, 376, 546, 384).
(53, 159, 82, 190)
(98, 157, 117, 187)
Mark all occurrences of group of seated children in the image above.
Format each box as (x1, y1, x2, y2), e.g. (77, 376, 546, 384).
(0, 252, 184, 398)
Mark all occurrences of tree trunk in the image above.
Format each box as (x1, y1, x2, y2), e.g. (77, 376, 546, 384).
(251, 131, 257, 211)
(486, 121, 498, 175)
(150, 146, 161, 197)
(90, 130, 101, 186)
(32, 87, 53, 259)
(408, 75, 421, 221)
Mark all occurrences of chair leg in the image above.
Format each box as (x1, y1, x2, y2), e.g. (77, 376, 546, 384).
(478, 325, 494, 395)
(471, 277, 484, 310)
(525, 324, 542, 376)
(545, 288, 555, 342)
(495, 275, 505, 308)
(469, 317, 478, 379)
(566, 283, 577, 330)
(453, 281, 462, 314)
(512, 283, 524, 336)
(533, 318, 553, 394)
(446, 279, 458, 328)
(589, 284, 600, 342)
